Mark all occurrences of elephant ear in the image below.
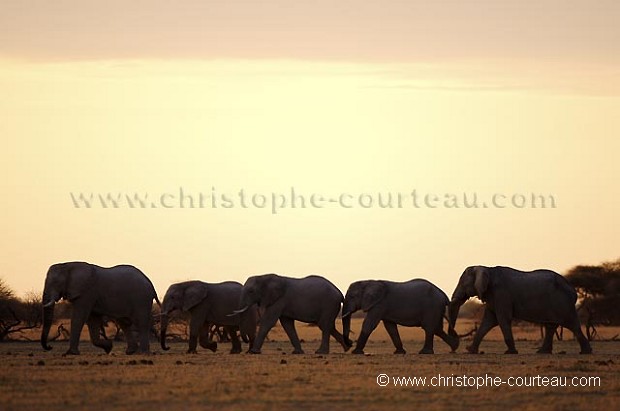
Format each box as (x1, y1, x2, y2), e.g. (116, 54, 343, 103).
(361, 281, 386, 312)
(474, 266, 490, 300)
(65, 263, 95, 301)
(263, 276, 286, 307)
(183, 284, 208, 312)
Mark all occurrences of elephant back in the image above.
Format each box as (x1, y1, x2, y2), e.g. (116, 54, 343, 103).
(110, 264, 160, 304)
(406, 278, 450, 304)
(302, 275, 345, 301)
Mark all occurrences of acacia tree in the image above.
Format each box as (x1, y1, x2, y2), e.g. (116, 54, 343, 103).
(0, 278, 21, 341)
(0, 279, 43, 341)
(565, 258, 620, 340)
(19, 291, 43, 331)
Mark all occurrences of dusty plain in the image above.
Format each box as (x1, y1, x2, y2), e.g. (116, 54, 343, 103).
(1, 319, 618, 411)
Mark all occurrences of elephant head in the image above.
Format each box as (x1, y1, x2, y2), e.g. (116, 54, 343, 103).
(160, 281, 208, 351)
(234, 274, 286, 314)
(448, 266, 490, 332)
(341, 281, 386, 346)
(41, 262, 94, 351)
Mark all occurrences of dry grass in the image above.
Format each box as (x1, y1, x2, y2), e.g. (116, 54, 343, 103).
(0, 319, 618, 411)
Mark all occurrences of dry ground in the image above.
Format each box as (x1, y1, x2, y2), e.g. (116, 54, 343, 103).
(1, 319, 618, 411)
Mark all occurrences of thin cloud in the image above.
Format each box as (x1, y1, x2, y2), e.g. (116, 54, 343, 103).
(1, 1, 619, 67)
(361, 83, 526, 93)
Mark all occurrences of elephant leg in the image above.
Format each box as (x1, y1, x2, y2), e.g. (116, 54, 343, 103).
(67, 307, 90, 355)
(563, 317, 592, 354)
(227, 326, 242, 354)
(315, 328, 331, 354)
(87, 315, 112, 354)
(382, 321, 405, 354)
(352, 315, 381, 355)
(134, 315, 151, 354)
(138, 327, 150, 354)
(280, 317, 304, 354)
(315, 318, 336, 354)
(467, 308, 498, 354)
(250, 313, 280, 354)
(497, 315, 517, 354)
(537, 324, 557, 354)
(199, 323, 217, 352)
(118, 320, 138, 355)
(419, 328, 435, 354)
(187, 311, 208, 354)
(245, 330, 256, 353)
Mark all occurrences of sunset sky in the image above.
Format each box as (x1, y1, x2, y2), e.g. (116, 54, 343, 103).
(1, 1, 619, 297)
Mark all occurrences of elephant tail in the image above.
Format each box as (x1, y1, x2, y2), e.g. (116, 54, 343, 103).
(147, 281, 161, 307)
(336, 287, 345, 302)
(135, 267, 161, 307)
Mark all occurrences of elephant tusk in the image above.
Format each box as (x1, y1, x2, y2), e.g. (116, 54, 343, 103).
(227, 306, 249, 317)
(43, 300, 55, 308)
(341, 311, 352, 318)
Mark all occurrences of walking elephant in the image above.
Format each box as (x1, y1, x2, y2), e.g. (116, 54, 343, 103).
(448, 266, 592, 354)
(41, 262, 160, 355)
(342, 279, 459, 354)
(160, 281, 258, 354)
(231, 274, 352, 354)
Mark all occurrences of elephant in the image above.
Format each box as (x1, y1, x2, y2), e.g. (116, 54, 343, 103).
(342, 279, 459, 355)
(448, 266, 592, 354)
(160, 281, 258, 354)
(41, 262, 160, 355)
(232, 274, 352, 354)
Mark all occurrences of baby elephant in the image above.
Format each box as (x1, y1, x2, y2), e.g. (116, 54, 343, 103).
(342, 279, 459, 354)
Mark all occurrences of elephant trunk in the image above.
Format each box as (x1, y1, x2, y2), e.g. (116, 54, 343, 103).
(448, 296, 466, 334)
(41, 293, 55, 351)
(160, 312, 170, 351)
(342, 314, 353, 347)
(238, 308, 257, 349)
(341, 299, 355, 346)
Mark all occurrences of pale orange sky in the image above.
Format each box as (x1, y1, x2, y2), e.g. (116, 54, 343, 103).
(1, 1, 619, 297)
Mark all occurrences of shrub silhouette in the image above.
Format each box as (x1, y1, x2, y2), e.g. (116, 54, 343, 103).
(565, 258, 620, 339)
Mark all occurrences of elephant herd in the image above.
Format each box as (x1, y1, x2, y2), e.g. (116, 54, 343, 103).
(40, 262, 592, 356)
